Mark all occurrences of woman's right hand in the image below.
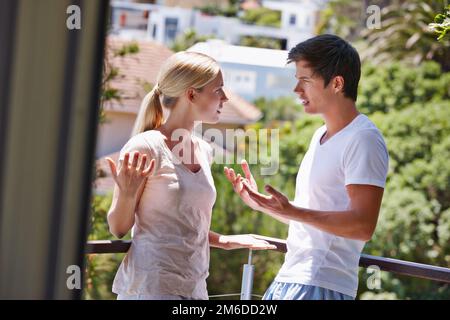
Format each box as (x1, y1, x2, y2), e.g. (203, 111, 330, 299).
(106, 151, 155, 199)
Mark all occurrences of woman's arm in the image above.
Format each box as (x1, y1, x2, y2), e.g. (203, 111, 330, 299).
(209, 230, 225, 249)
(106, 151, 155, 239)
(209, 230, 276, 250)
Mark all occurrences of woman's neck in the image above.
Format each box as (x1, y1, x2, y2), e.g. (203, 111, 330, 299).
(158, 107, 195, 142)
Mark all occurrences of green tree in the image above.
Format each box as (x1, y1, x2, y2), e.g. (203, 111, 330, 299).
(239, 35, 283, 49)
(359, 102, 450, 299)
(361, 0, 450, 71)
(239, 7, 281, 28)
(195, 0, 239, 18)
(358, 61, 450, 114)
(429, 4, 450, 41)
(170, 29, 216, 52)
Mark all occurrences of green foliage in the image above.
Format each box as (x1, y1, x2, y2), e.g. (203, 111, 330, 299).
(315, 0, 365, 40)
(254, 96, 302, 124)
(197, 5, 238, 17)
(170, 29, 216, 52)
(239, 35, 283, 49)
(83, 194, 129, 300)
(114, 42, 139, 57)
(429, 5, 450, 41)
(358, 61, 450, 114)
(317, 0, 450, 71)
(239, 8, 281, 28)
(361, 0, 450, 71)
(358, 65, 450, 299)
(195, 1, 239, 18)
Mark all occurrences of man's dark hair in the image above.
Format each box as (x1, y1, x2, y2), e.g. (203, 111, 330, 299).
(288, 34, 361, 101)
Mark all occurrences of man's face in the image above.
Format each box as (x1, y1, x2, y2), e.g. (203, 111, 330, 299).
(293, 60, 336, 114)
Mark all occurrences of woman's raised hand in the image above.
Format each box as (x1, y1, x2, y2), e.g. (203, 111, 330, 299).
(106, 151, 155, 199)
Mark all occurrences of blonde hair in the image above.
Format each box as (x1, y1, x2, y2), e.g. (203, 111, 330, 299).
(131, 51, 220, 136)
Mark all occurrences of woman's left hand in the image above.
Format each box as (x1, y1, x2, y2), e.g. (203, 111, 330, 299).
(219, 234, 277, 250)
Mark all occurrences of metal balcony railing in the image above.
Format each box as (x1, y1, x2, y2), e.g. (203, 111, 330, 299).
(85, 234, 450, 300)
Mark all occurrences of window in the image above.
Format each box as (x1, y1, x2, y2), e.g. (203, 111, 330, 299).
(223, 69, 256, 94)
(289, 14, 296, 26)
(164, 17, 178, 41)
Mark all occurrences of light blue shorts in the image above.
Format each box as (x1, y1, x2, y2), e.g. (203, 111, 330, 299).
(262, 281, 354, 300)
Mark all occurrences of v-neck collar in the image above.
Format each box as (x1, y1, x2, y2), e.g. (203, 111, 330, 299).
(156, 130, 204, 175)
(319, 114, 362, 147)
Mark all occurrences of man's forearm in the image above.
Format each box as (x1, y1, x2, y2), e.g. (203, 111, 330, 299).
(257, 206, 290, 225)
(281, 204, 373, 241)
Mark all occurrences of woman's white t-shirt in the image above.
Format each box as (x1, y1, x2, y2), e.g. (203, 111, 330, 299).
(275, 114, 389, 298)
(112, 130, 216, 300)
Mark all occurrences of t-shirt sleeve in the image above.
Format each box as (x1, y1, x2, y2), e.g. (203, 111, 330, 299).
(343, 129, 389, 188)
(118, 134, 156, 168)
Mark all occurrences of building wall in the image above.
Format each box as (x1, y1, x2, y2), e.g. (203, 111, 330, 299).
(220, 62, 296, 101)
(96, 111, 137, 158)
(110, 2, 317, 49)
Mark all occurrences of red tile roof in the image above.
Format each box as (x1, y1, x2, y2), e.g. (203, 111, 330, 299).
(103, 36, 173, 114)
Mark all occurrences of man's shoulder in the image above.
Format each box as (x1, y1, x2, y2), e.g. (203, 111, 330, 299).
(355, 114, 381, 131)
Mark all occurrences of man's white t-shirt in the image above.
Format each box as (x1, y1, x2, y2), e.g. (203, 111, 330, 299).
(275, 113, 389, 298)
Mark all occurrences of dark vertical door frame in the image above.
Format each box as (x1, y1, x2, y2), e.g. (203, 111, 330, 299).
(0, 0, 19, 241)
(0, 0, 109, 299)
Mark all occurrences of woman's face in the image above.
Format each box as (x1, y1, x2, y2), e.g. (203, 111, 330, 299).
(191, 71, 228, 124)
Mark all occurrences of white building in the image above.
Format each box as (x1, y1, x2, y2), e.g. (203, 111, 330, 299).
(109, 0, 325, 50)
(188, 40, 296, 101)
(263, 0, 325, 31)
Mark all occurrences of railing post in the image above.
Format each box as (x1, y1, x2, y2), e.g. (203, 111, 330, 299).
(240, 249, 254, 300)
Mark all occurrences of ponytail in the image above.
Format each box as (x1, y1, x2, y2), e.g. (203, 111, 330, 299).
(131, 85, 164, 136)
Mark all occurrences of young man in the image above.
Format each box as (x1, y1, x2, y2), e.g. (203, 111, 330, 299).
(224, 34, 389, 300)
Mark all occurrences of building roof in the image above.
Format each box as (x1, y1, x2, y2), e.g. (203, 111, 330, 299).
(104, 36, 262, 124)
(103, 36, 173, 114)
(188, 40, 293, 68)
(220, 88, 262, 124)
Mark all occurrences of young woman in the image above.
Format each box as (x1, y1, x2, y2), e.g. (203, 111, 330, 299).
(106, 51, 275, 300)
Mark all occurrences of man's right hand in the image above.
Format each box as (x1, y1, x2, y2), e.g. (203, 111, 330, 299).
(224, 159, 261, 211)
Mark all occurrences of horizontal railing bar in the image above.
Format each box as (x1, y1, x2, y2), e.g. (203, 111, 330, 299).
(86, 239, 131, 254)
(208, 293, 241, 298)
(248, 234, 450, 284)
(85, 235, 450, 284)
(208, 293, 264, 298)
